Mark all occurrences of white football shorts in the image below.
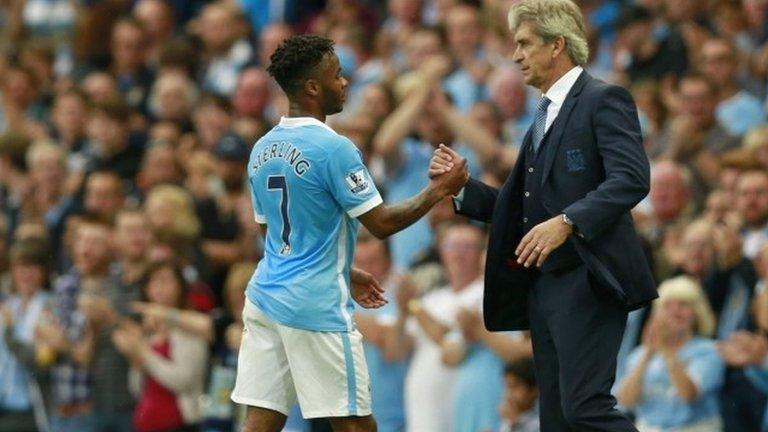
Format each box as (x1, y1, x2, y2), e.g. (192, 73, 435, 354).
(231, 300, 372, 419)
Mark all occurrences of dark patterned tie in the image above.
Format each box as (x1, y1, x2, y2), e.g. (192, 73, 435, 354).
(531, 96, 551, 153)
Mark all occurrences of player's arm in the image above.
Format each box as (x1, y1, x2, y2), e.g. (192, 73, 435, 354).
(358, 160, 468, 239)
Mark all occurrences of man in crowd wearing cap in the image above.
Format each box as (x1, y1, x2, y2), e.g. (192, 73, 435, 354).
(196, 132, 251, 300)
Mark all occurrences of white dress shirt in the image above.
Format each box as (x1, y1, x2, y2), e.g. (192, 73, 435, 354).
(454, 66, 584, 203)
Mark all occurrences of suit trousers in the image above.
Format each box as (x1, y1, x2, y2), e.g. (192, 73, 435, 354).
(528, 264, 637, 432)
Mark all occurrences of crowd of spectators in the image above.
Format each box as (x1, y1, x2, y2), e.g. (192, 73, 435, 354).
(0, 0, 768, 431)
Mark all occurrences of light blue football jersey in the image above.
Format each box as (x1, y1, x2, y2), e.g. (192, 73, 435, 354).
(246, 117, 383, 332)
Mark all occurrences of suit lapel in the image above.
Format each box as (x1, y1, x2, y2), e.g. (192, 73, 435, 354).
(540, 72, 591, 186)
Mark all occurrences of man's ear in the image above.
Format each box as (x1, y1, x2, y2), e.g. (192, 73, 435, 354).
(552, 35, 566, 59)
(304, 78, 320, 97)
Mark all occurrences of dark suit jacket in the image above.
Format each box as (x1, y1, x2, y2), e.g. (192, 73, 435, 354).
(456, 72, 658, 331)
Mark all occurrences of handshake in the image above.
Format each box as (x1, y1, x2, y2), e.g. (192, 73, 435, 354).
(428, 144, 469, 197)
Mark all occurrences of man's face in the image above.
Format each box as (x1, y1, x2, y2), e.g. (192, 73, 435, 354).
(353, 239, 390, 282)
(87, 113, 129, 155)
(31, 152, 65, 191)
(735, 172, 768, 228)
(112, 23, 145, 70)
(446, 6, 481, 53)
(53, 94, 87, 137)
(513, 22, 555, 90)
(233, 70, 270, 118)
(85, 174, 124, 221)
(316, 53, 348, 115)
(73, 224, 113, 276)
(115, 213, 150, 261)
(650, 168, 688, 222)
(679, 79, 716, 127)
(702, 41, 736, 88)
(216, 159, 246, 192)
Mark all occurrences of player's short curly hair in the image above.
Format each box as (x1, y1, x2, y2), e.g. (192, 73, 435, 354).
(267, 35, 336, 96)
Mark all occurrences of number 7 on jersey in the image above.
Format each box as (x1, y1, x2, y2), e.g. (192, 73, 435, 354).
(267, 175, 291, 255)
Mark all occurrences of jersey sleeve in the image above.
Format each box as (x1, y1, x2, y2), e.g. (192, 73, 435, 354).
(324, 138, 383, 218)
(248, 176, 267, 224)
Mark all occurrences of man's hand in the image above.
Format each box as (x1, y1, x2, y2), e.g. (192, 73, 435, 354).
(428, 144, 469, 196)
(516, 215, 573, 268)
(350, 267, 387, 309)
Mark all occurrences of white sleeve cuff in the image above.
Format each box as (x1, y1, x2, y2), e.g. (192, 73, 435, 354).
(452, 187, 466, 212)
(254, 212, 267, 224)
(347, 194, 383, 218)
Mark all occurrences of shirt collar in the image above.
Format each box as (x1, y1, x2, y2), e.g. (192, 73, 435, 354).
(278, 116, 337, 134)
(543, 66, 583, 107)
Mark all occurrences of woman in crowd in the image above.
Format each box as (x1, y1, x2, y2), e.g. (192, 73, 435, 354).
(112, 261, 208, 432)
(617, 276, 724, 431)
(0, 238, 51, 432)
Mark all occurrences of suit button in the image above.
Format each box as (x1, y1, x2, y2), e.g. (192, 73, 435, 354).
(528, 167, 534, 173)
(523, 217, 528, 223)
(524, 191, 530, 197)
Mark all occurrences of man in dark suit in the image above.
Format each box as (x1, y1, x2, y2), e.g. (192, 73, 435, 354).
(431, 1, 657, 430)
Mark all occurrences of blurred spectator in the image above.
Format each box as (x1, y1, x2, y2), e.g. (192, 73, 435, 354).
(614, 4, 688, 84)
(742, 125, 768, 170)
(230, 67, 272, 131)
(147, 71, 198, 130)
(109, 18, 154, 113)
(132, 0, 177, 68)
(80, 98, 146, 183)
(49, 89, 89, 155)
(194, 3, 253, 96)
(353, 231, 407, 432)
(442, 3, 489, 112)
(440, 224, 532, 432)
(44, 218, 114, 432)
(486, 67, 532, 150)
(702, 37, 766, 138)
(197, 132, 249, 298)
(112, 262, 209, 432)
(203, 261, 253, 432)
(617, 276, 724, 431)
(672, 218, 766, 432)
(134, 142, 184, 200)
(256, 22, 294, 68)
(735, 169, 768, 260)
(386, 223, 485, 432)
(0, 132, 31, 212)
(18, 141, 74, 265)
(637, 160, 694, 280)
(80, 72, 121, 103)
(498, 356, 539, 432)
(0, 238, 50, 432)
(82, 170, 125, 225)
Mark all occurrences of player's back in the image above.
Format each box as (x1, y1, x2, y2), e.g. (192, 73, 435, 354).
(246, 117, 382, 332)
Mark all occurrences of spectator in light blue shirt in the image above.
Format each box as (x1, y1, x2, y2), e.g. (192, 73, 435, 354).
(353, 232, 407, 432)
(0, 238, 52, 432)
(702, 38, 766, 137)
(617, 276, 724, 431)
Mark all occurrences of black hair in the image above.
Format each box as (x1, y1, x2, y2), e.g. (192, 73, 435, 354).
(504, 356, 537, 388)
(266, 35, 336, 96)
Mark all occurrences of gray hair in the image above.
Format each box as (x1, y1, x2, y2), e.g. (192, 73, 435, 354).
(508, 0, 589, 66)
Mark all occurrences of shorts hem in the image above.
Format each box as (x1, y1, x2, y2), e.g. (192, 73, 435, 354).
(230, 396, 291, 416)
(301, 408, 373, 419)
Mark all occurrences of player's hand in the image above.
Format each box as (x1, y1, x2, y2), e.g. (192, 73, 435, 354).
(429, 144, 468, 196)
(350, 267, 387, 309)
(515, 215, 573, 268)
(429, 144, 456, 179)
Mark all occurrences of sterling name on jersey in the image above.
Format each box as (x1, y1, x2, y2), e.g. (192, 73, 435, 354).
(246, 117, 382, 332)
